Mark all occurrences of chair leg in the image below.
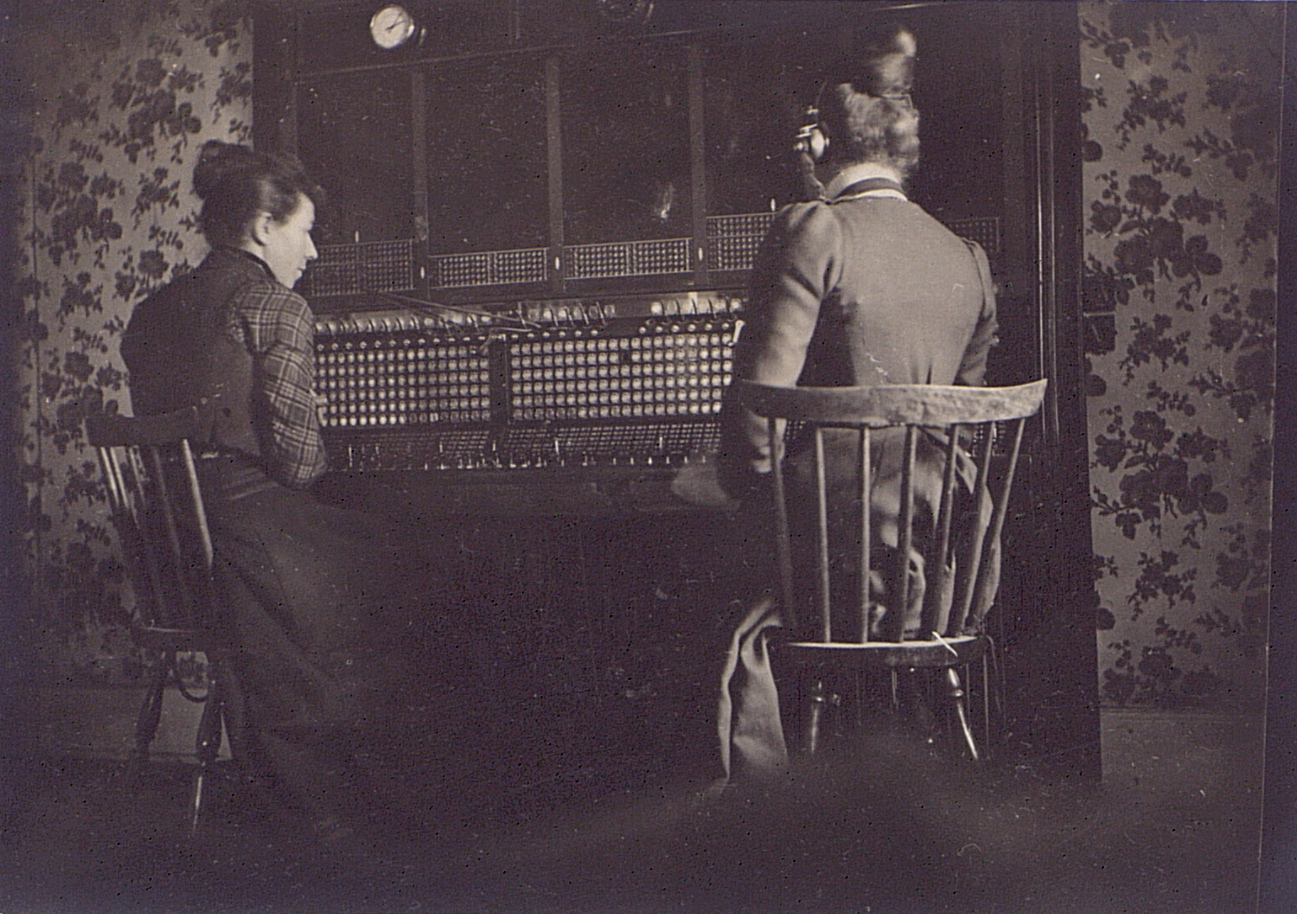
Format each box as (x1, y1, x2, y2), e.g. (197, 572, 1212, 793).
(134, 654, 171, 760)
(804, 677, 828, 755)
(189, 678, 225, 836)
(943, 667, 979, 762)
(980, 654, 993, 753)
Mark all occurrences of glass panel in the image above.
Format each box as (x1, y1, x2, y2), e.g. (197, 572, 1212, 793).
(704, 40, 813, 215)
(424, 55, 548, 255)
(294, 2, 516, 73)
(561, 41, 691, 245)
(293, 4, 385, 73)
(297, 72, 414, 246)
(896, 4, 1005, 222)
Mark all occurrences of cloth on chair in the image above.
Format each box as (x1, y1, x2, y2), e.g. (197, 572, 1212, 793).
(716, 595, 789, 783)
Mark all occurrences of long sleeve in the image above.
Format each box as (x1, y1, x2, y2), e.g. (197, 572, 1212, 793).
(719, 202, 842, 488)
(954, 240, 999, 387)
(741, 204, 842, 389)
(236, 282, 329, 488)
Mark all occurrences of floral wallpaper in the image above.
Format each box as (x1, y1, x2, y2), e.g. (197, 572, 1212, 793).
(1079, 1, 1278, 708)
(11, 0, 252, 680)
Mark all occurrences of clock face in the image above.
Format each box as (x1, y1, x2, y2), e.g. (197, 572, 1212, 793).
(370, 5, 417, 50)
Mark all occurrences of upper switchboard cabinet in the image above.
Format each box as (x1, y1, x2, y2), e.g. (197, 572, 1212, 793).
(255, 2, 1026, 328)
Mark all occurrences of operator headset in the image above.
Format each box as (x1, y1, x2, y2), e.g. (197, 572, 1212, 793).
(793, 79, 916, 165)
(793, 82, 831, 164)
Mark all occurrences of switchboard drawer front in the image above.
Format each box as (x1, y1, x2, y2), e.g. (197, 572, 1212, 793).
(321, 420, 718, 473)
(315, 330, 495, 429)
(313, 295, 743, 442)
(505, 320, 736, 423)
(299, 215, 999, 301)
(321, 427, 495, 472)
(429, 248, 549, 289)
(301, 239, 419, 298)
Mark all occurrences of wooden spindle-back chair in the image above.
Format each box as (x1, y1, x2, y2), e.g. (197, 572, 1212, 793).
(734, 379, 1047, 759)
(86, 402, 228, 835)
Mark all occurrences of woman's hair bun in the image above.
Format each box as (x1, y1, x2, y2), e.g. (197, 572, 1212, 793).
(193, 140, 255, 202)
(854, 25, 916, 99)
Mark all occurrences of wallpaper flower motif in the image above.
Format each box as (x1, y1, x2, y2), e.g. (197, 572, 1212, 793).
(13, 0, 252, 680)
(1079, 1, 1277, 708)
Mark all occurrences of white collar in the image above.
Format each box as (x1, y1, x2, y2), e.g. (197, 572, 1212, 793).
(825, 164, 907, 200)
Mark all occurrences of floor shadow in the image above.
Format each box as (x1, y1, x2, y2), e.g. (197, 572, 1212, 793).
(1, 705, 1263, 914)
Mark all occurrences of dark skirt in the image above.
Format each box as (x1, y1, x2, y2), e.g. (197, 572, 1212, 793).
(198, 456, 443, 826)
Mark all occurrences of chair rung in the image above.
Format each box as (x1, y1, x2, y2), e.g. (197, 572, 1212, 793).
(780, 636, 987, 669)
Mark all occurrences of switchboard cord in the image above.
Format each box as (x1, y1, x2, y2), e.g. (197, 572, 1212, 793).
(374, 290, 543, 330)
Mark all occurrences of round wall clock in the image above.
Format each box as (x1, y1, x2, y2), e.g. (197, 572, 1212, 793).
(370, 5, 418, 50)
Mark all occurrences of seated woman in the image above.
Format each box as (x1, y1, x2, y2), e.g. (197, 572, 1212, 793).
(121, 140, 442, 842)
(715, 26, 999, 779)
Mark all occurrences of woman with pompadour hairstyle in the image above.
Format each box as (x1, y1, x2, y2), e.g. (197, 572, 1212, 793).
(715, 25, 1000, 781)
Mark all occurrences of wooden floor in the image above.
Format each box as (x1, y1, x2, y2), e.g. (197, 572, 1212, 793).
(0, 696, 1267, 914)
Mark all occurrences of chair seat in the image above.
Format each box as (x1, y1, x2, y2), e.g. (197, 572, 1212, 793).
(131, 624, 225, 654)
(780, 634, 987, 670)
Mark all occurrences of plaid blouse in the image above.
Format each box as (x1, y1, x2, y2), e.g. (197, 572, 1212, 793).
(227, 265, 329, 487)
(122, 246, 328, 489)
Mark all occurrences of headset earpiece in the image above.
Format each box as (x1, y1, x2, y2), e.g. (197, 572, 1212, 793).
(794, 109, 828, 162)
(795, 83, 830, 163)
(809, 125, 827, 162)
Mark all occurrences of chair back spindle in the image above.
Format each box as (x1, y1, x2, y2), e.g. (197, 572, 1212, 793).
(766, 414, 797, 629)
(735, 380, 1048, 645)
(87, 403, 220, 636)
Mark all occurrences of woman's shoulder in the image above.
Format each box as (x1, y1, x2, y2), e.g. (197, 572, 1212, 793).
(234, 271, 313, 318)
(771, 199, 846, 247)
(223, 278, 315, 351)
(200, 247, 311, 312)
